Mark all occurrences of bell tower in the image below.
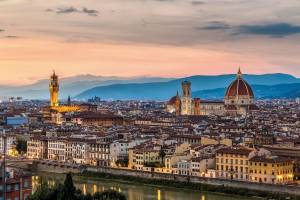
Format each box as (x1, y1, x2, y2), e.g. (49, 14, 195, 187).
(181, 80, 192, 115)
(49, 70, 59, 107)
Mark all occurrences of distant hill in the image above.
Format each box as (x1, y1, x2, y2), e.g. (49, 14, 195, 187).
(0, 75, 173, 100)
(192, 83, 300, 100)
(76, 73, 300, 100)
(1, 73, 299, 100)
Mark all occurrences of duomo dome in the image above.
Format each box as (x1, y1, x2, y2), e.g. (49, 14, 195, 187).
(225, 68, 254, 106)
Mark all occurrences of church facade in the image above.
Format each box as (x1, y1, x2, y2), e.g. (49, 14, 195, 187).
(167, 69, 258, 116)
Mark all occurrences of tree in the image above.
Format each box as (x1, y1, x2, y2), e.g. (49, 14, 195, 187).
(58, 173, 76, 200)
(116, 158, 128, 167)
(28, 178, 62, 200)
(159, 147, 166, 165)
(16, 139, 27, 154)
(28, 174, 127, 200)
(27, 179, 49, 200)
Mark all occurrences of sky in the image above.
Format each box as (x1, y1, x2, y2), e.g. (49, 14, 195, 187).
(1, 0, 300, 85)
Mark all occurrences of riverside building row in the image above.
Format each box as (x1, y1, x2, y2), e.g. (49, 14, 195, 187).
(26, 135, 295, 185)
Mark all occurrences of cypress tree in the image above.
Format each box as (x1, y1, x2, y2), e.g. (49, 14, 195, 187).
(58, 173, 76, 200)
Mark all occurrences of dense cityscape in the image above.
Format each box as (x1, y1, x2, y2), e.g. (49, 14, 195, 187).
(0, 69, 299, 199)
(2, 0, 300, 199)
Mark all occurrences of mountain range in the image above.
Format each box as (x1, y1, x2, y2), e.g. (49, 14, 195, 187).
(76, 73, 300, 100)
(1, 73, 300, 101)
(0, 75, 173, 100)
(193, 83, 300, 100)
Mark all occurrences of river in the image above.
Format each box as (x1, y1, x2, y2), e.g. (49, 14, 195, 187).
(32, 172, 257, 200)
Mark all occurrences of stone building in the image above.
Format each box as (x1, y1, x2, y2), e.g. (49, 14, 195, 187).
(216, 147, 256, 181)
(249, 156, 294, 184)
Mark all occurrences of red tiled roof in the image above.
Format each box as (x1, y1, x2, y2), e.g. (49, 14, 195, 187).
(225, 77, 254, 98)
(250, 156, 293, 163)
(226, 105, 237, 110)
(216, 147, 253, 155)
(168, 95, 181, 105)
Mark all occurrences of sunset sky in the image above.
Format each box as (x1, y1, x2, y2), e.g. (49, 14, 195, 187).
(1, 0, 300, 85)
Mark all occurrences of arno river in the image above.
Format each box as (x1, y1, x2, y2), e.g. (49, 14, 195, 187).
(32, 173, 257, 200)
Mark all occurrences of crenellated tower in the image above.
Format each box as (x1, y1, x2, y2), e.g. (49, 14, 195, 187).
(49, 70, 59, 107)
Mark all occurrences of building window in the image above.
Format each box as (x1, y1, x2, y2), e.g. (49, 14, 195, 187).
(15, 184, 19, 191)
(24, 180, 29, 188)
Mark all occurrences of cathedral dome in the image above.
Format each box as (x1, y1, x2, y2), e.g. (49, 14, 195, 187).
(225, 68, 254, 99)
(168, 91, 181, 105)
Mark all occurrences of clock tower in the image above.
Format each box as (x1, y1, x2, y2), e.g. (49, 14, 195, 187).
(49, 70, 59, 107)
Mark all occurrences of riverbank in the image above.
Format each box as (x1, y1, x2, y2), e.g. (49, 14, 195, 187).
(77, 171, 299, 200)
(27, 162, 300, 199)
(72, 173, 259, 200)
(33, 172, 258, 200)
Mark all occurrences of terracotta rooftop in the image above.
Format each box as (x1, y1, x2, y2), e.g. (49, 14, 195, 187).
(216, 147, 253, 155)
(250, 156, 293, 163)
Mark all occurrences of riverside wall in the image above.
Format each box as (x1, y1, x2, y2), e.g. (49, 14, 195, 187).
(31, 162, 81, 174)
(21, 162, 300, 196)
(86, 166, 300, 196)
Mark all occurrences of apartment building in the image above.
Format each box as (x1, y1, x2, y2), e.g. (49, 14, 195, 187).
(48, 138, 66, 162)
(216, 147, 256, 181)
(110, 140, 129, 167)
(191, 156, 215, 177)
(0, 133, 16, 154)
(249, 155, 294, 184)
(128, 145, 161, 170)
(89, 141, 111, 167)
(27, 136, 48, 160)
(66, 138, 90, 164)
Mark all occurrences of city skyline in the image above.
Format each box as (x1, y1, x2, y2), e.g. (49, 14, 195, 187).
(1, 0, 300, 84)
(1, 1, 300, 200)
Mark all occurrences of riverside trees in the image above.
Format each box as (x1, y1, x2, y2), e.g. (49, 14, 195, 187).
(28, 173, 126, 200)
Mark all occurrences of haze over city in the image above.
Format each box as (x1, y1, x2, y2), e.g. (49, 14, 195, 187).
(1, 0, 300, 85)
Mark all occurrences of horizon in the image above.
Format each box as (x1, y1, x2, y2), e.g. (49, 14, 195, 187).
(1, 1, 300, 85)
(2, 71, 299, 87)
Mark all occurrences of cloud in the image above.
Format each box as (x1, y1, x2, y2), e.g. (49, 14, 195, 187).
(56, 6, 80, 14)
(82, 7, 99, 16)
(191, 1, 205, 5)
(237, 23, 300, 37)
(46, 6, 98, 16)
(199, 22, 300, 38)
(200, 21, 231, 30)
(45, 8, 54, 12)
(5, 35, 19, 39)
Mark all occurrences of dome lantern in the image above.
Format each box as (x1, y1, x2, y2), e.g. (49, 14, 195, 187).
(237, 67, 242, 78)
